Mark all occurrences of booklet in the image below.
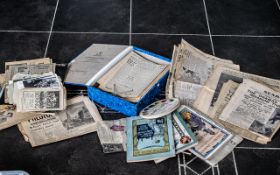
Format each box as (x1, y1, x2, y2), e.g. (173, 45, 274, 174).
(126, 115, 175, 162)
(178, 105, 232, 160)
(154, 111, 197, 163)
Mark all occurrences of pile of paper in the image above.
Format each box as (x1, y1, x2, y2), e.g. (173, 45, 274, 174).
(18, 96, 102, 147)
(97, 50, 169, 102)
(95, 105, 237, 166)
(167, 39, 280, 146)
(0, 41, 279, 168)
(0, 58, 102, 147)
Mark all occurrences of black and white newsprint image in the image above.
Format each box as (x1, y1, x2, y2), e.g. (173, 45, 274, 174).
(36, 91, 60, 109)
(18, 96, 102, 147)
(22, 76, 59, 88)
(61, 101, 95, 130)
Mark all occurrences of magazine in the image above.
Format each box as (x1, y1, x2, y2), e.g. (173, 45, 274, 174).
(126, 115, 175, 162)
(177, 105, 232, 159)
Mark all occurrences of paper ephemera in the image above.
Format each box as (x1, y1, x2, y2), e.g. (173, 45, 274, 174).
(178, 105, 232, 160)
(0, 105, 37, 131)
(12, 73, 66, 112)
(154, 111, 197, 164)
(219, 79, 280, 143)
(18, 96, 102, 147)
(194, 66, 280, 115)
(167, 39, 239, 106)
(126, 115, 175, 162)
(97, 118, 127, 153)
(98, 51, 169, 102)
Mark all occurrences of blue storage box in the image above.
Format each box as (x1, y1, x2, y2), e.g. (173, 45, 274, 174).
(64, 44, 170, 116)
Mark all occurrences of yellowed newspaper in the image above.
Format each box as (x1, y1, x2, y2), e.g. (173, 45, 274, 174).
(166, 39, 239, 106)
(0, 105, 38, 131)
(208, 80, 267, 143)
(18, 96, 102, 147)
(98, 51, 169, 102)
(219, 79, 280, 143)
(194, 66, 280, 115)
(12, 73, 66, 112)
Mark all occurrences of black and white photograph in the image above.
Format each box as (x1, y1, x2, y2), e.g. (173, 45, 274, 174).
(61, 101, 95, 130)
(249, 120, 273, 137)
(34, 91, 60, 109)
(22, 76, 59, 88)
(0, 111, 13, 124)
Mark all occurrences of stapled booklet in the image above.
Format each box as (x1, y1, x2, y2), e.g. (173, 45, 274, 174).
(126, 115, 175, 162)
(178, 105, 232, 160)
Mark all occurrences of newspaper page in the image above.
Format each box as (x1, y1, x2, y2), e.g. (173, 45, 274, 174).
(5, 63, 56, 80)
(65, 44, 128, 85)
(207, 80, 267, 143)
(209, 80, 239, 118)
(194, 66, 280, 115)
(174, 81, 203, 105)
(167, 39, 239, 106)
(219, 79, 280, 142)
(174, 40, 239, 86)
(0, 105, 38, 131)
(205, 135, 243, 166)
(98, 51, 168, 102)
(12, 73, 66, 112)
(178, 105, 232, 160)
(97, 118, 127, 153)
(5, 57, 52, 74)
(18, 96, 102, 147)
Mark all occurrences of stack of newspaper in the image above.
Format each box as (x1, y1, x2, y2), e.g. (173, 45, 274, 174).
(4, 58, 66, 112)
(0, 58, 102, 147)
(167, 39, 280, 147)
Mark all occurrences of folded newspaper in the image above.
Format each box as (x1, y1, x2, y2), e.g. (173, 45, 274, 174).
(8, 72, 66, 112)
(97, 118, 127, 153)
(18, 96, 102, 147)
(193, 66, 280, 115)
(4, 58, 57, 104)
(218, 79, 280, 144)
(166, 39, 239, 106)
(0, 105, 38, 131)
(5, 58, 53, 80)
